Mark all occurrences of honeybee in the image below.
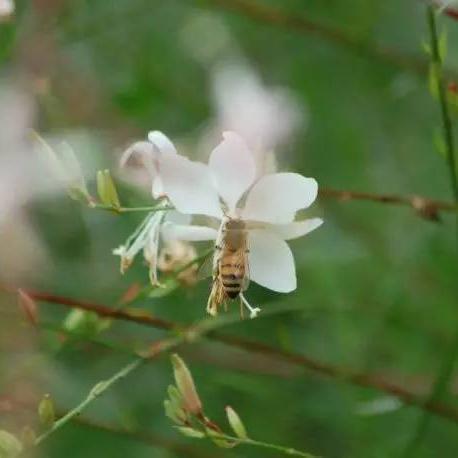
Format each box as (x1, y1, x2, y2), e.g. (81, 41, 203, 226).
(206, 218, 250, 317)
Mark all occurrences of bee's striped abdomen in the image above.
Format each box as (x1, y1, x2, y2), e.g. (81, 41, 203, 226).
(219, 253, 245, 299)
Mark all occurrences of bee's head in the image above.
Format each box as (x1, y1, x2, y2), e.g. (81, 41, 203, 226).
(225, 218, 245, 231)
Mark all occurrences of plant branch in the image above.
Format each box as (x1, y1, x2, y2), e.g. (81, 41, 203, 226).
(319, 188, 457, 219)
(32, 312, 248, 446)
(10, 288, 458, 425)
(72, 415, 217, 458)
(213, 432, 317, 458)
(90, 188, 457, 220)
(402, 6, 458, 456)
(90, 203, 175, 214)
(191, 0, 439, 77)
(35, 358, 145, 444)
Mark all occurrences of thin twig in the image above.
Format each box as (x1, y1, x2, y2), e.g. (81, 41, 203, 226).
(9, 288, 458, 424)
(212, 431, 317, 458)
(402, 6, 458, 457)
(71, 415, 217, 458)
(192, 0, 438, 77)
(319, 188, 457, 219)
(90, 203, 174, 214)
(35, 358, 146, 444)
(32, 312, 247, 446)
(91, 188, 457, 220)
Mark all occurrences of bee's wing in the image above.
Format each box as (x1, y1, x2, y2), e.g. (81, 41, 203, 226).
(242, 250, 250, 291)
(239, 243, 250, 292)
(196, 249, 216, 281)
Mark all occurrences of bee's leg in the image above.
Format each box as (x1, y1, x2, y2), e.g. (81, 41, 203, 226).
(240, 293, 261, 319)
(239, 296, 245, 319)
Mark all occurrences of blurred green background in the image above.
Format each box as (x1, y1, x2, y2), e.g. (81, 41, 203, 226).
(1, 1, 458, 457)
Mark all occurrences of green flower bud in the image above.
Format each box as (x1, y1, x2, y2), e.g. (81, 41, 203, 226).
(38, 394, 55, 429)
(225, 406, 248, 439)
(171, 354, 202, 415)
(0, 431, 23, 458)
(97, 169, 121, 209)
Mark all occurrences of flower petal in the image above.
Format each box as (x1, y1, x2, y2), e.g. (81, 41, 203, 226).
(160, 154, 222, 218)
(208, 131, 256, 212)
(242, 173, 318, 224)
(248, 229, 296, 292)
(120, 141, 157, 174)
(161, 223, 218, 242)
(164, 211, 192, 226)
(269, 218, 323, 240)
(152, 175, 165, 199)
(147, 131, 177, 155)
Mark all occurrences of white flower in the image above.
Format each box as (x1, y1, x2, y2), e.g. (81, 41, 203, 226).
(0, 0, 14, 19)
(212, 63, 303, 173)
(113, 200, 217, 286)
(113, 206, 167, 284)
(160, 131, 322, 317)
(120, 130, 177, 199)
(114, 131, 218, 284)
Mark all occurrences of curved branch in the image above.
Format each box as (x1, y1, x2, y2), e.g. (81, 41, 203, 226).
(9, 287, 458, 424)
(319, 188, 456, 220)
(193, 0, 433, 76)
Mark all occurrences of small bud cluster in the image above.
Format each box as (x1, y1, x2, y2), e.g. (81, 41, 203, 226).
(165, 354, 249, 449)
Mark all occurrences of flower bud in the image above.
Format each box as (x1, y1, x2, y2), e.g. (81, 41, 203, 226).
(175, 427, 205, 439)
(0, 430, 23, 458)
(97, 169, 121, 209)
(171, 354, 202, 415)
(225, 406, 247, 439)
(38, 394, 55, 429)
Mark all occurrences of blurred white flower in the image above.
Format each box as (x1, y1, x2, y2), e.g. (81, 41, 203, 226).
(0, 86, 47, 281)
(211, 63, 303, 173)
(0, 0, 14, 20)
(34, 134, 92, 204)
(435, 0, 458, 12)
(161, 131, 322, 317)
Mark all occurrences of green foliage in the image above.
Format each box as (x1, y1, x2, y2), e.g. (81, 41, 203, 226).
(1, 1, 458, 458)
